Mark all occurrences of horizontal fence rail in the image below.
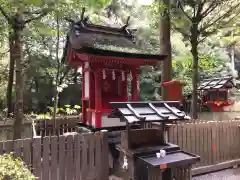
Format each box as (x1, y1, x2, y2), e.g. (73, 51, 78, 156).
(0, 131, 109, 180)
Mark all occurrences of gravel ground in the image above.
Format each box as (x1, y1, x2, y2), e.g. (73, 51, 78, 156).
(110, 168, 240, 180)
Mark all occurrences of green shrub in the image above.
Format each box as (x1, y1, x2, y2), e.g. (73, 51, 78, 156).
(0, 153, 35, 180)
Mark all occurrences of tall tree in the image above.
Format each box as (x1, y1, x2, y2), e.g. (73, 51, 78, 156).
(6, 32, 15, 117)
(0, 2, 51, 139)
(159, 0, 172, 100)
(172, 0, 240, 119)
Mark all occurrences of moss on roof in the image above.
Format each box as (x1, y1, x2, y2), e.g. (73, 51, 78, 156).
(70, 23, 160, 55)
(93, 43, 159, 55)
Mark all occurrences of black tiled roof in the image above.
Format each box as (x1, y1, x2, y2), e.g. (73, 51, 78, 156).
(69, 23, 137, 50)
(66, 18, 166, 60)
(108, 101, 190, 124)
(198, 76, 234, 90)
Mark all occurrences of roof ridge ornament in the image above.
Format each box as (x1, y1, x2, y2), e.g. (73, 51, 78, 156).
(81, 7, 86, 21)
(121, 16, 130, 30)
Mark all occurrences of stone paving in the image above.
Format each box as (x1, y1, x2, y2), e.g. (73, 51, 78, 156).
(110, 167, 240, 180)
(193, 168, 240, 180)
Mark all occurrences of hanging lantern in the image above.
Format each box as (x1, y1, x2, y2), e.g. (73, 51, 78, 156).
(121, 71, 125, 81)
(102, 69, 106, 79)
(112, 70, 116, 80)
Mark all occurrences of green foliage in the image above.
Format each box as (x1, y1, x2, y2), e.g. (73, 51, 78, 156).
(0, 153, 35, 180)
(139, 65, 161, 100)
(0, 64, 8, 108)
(49, 104, 81, 115)
(29, 104, 81, 119)
(219, 16, 240, 47)
(87, 0, 111, 10)
(74, 104, 81, 109)
(172, 53, 228, 94)
(172, 34, 231, 94)
(0, 0, 239, 110)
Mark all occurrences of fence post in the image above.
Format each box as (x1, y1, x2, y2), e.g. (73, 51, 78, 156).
(100, 130, 109, 180)
(211, 122, 217, 165)
(32, 136, 42, 179)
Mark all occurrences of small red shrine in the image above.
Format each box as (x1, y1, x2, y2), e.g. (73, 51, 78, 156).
(198, 76, 234, 112)
(161, 80, 184, 103)
(64, 10, 166, 128)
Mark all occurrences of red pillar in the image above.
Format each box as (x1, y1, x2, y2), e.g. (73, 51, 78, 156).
(95, 70, 102, 128)
(121, 71, 128, 101)
(131, 69, 138, 101)
(81, 69, 86, 124)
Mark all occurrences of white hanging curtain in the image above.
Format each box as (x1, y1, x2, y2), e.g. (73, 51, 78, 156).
(112, 70, 116, 80)
(121, 71, 125, 81)
(102, 69, 106, 79)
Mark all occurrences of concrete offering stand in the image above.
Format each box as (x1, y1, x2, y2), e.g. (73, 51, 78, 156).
(109, 101, 200, 180)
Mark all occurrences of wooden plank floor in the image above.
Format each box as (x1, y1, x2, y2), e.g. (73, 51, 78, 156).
(109, 167, 240, 180)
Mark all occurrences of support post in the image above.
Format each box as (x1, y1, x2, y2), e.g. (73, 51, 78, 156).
(122, 71, 128, 101)
(95, 70, 102, 128)
(131, 69, 138, 101)
(162, 122, 168, 144)
(81, 68, 86, 124)
(82, 62, 90, 124)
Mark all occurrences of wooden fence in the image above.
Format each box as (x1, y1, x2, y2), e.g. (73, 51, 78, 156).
(167, 120, 240, 175)
(0, 131, 109, 180)
(33, 118, 79, 137)
(0, 120, 32, 141)
(0, 116, 80, 140)
(2, 117, 240, 177)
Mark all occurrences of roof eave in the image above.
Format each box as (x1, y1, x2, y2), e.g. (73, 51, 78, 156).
(74, 47, 166, 61)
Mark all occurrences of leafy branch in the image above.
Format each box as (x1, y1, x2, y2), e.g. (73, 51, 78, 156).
(0, 5, 51, 26)
(200, 2, 240, 33)
(0, 6, 13, 24)
(177, 0, 192, 20)
(24, 9, 49, 24)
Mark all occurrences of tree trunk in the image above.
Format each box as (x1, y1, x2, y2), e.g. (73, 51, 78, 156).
(53, 90, 59, 134)
(74, 68, 78, 84)
(159, 0, 172, 100)
(13, 11, 24, 140)
(6, 33, 15, 117)
(190, 27, 199, 120)
(53, 6, 60, 134)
